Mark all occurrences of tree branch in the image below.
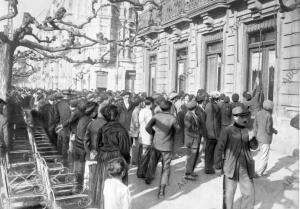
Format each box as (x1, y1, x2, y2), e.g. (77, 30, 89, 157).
(20, 48, 110, 65)
(58, 2, 116, 29)
(12, 62, 37, 78)
(26, 33, 57, 44)
(19, 39, 97, 53)
(0, 32, 10, 43)
(0, 0, 18, 22)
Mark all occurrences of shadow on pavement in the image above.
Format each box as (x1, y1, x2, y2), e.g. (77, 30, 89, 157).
(265, 149, 299, 177)
(129, 159, 218, 209)
(234, 151, 299, 209)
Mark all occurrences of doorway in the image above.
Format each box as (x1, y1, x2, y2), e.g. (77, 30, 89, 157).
(248, 29, 276, 101)
(176, 48, 188, 92)
(205, 41, 223, 93)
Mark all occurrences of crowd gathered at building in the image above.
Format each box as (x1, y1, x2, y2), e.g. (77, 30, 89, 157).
(1, 80, 298, 209)
(0, 0, 299, 209)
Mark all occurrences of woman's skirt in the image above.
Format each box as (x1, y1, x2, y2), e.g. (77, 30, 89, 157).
(90, 150, 122, 209)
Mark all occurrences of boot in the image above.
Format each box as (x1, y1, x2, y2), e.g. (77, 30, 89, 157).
(158, 184, 166, 199)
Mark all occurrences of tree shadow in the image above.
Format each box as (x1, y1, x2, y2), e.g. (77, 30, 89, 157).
(128, 158, 218, 209)
(263, 149, 299, 177)
(233, 158, 299, 209)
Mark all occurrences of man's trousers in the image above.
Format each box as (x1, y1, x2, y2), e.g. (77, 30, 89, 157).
(223, 167, 255, 209)
(145, 149, 172, 186)
(205, 139, 217, 173)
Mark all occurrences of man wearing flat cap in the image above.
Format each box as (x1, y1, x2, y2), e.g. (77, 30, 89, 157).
(214, 104, 258, 209)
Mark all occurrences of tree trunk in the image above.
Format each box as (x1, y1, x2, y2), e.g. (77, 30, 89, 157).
(0, 42, 13, 100)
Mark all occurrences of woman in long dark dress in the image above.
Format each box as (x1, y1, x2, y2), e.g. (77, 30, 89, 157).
(92, 104, 132, 208)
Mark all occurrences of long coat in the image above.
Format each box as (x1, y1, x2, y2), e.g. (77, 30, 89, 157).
(74, 115, 92, 161)
(118, 100, 135, 132)
(214, 124, 258, 179)
(195, 105, 207, 138)
(220, 102, 232, 127)
(253, 109, 276, 144)
(0, 114, 8, 156)
(84, 117, 107, 160)
(55, 100, 72, 127)
(184, 111, 201, 148)
(205, 101, 221, 140)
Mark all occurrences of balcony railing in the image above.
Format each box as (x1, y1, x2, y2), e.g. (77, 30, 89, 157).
(161, 0, 228, 25)
(161, 0, 187, 25)
(138, 9, 161, 31)
(138, 0, 228, 34)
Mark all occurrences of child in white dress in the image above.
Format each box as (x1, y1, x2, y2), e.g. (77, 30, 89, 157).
(103, 158, 132, 209)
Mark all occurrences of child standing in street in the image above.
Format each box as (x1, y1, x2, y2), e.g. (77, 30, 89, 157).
(103, 158, 132, 209)
(214, 104, 258, 209)
(253, 100, 278, 176)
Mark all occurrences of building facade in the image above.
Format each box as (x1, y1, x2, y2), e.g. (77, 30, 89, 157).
(135, 0, 300, 154)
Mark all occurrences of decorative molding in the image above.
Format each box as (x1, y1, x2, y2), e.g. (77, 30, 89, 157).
(245, 17, 276, 33)
(203, 30, 223, 42)
(246, 0, 263, 19)
(202, 13, 214, 31)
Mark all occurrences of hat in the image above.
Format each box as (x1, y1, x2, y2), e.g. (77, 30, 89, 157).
(186, 100, 197, 110)
(47, 94, 55, 101)
(86, 93, 94, 101)
(245, 93, 252, 101)
(168, 92, 178, 100)
(77, 100, 87, 112)
(120, 91, 131, 97)
(232, 104, 250, 117)
(69, 99, 78, 108)
(224, 96, 230, 103)
(219, 93, 226, 101)
(196, 95, 205, 104)
(84, 101, 98, 115)
(232, 93, 239, 102)
(159, 100, 172, 111)
(210, 91, 220, 99)
(263, 100, 273, 111)
(55, 93, 64, 99)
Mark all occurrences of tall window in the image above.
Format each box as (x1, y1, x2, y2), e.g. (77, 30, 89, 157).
(248, 29, 276, 100)
(176, 48, 188, 92)
(125, 71, 136, 92)
(149, 55, 157, 95)
(96, 71, 108, 90)
(206, 41, 223, 92)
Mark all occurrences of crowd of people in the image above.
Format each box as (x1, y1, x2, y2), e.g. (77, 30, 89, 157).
(0, 79, 280, 209)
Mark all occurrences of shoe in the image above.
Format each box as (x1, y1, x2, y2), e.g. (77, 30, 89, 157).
(205, 170, 215, 174)
(145, 178, 152, 185)
(253, 173, 260, 178)
(190, 172, 198, 177)
(158, 185, 166, 199)
(137, 173, 145, 179)
(184, 174, 197, 181)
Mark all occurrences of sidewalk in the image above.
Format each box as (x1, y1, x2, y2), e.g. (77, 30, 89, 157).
(129, 149, 299, 209)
